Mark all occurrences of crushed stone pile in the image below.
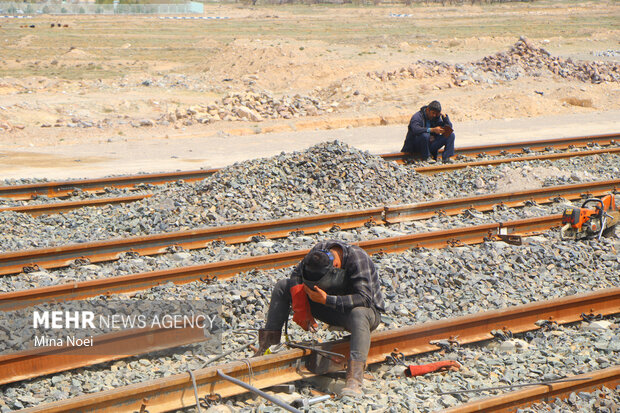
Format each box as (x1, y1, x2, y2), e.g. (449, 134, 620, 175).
(159, 90, 333, 125)
(367, 60, 453, 82)
(368, 37, 620, 86)
(0, 141, 436, 251)
(153, 140, 435, 223)
(468, 36, 620, 84)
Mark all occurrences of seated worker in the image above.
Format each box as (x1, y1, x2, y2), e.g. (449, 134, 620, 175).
(254, 240, 384, 398)
(401, 100, 456, 163)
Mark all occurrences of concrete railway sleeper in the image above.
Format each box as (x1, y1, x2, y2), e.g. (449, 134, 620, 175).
(12, 288, 620, 413)
(0, 133, 617, 201)
(1, 179, 618, 277)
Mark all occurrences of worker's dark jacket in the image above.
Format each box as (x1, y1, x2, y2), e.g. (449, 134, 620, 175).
(289, 240, 385, 313)
(401, 105, 453, 153)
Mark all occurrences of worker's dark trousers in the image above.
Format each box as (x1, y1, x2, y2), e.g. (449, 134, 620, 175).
(264, 278, 381, 361)
(406, 132, 456, 161)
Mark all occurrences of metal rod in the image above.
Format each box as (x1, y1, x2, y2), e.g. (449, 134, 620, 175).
(438, 377, 592, 395)
(187, 368, 202, 413)
(216, 369, 303, 413)
(286, 342, 345, 360)
(291, 394, 332, 409)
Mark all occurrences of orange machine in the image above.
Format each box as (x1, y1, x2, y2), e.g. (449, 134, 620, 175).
(561, 194, 619, 240)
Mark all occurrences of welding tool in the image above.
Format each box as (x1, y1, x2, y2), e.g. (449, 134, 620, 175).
(560, 194, 619, 240)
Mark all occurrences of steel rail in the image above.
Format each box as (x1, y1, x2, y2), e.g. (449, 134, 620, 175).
(0, 168, 219, 201)
(0, 207, 385, 276)
(2, 178, 617, 277)
(441, 366, 620, 413)
(385, 178, 620, 223)
(19, 288, 620, 413)
(415, 147, 620, 174)
(0, 214, 562, 311)
(4, 146, 618, 215)
(381, 132, 620, 162)
(0, 325, 207, 386)
(0, 194, 151, 217)
(1, 133, 617, 200)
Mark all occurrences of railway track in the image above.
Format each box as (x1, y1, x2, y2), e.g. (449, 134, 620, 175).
(3, 146, 619, 217)
(1, 133, 617, 201)
(1, 179, 617, 277)
(16, 288, 620, 413)
(444, 366, 620, 413)
(0, 194, 152, 217)
(0, 214, 563, 310)
(2, 134, 618, 412)
(1, 180, 617, 388)
(0, 212, 565, 385)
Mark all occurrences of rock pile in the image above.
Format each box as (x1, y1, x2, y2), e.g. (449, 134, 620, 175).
(592, 49, 620, 58)
(159, 90, 332, 125)
(368, 38, 620, 86)
(467, 37, 620, 84)
(0, 141, 434, 252)
(366, 60, 453, 82)
(157, 140, 434, 222)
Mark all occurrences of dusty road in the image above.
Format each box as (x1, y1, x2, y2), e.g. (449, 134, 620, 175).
(0, 2, 618, 180)
(1, 110, 618, 180)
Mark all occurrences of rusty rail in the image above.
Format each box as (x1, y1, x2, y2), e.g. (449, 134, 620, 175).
(381, 132, 620, 162)
(0, 169, 219, 201)
(2, 179, 618, 277)
(19, 287, 620, 413)
(0, 194, 151, 217)
(0, 214, 562, 311)
(385, 178, 620, 223)
(442, 366, 620, 413)
(1, 133, 617, 200)
(416, 147, 620, 174)
(0, 325, 206, 386)
(0, 207, 384, 276)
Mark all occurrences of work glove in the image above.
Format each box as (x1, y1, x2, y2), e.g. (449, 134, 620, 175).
(290, 284, 318, 332)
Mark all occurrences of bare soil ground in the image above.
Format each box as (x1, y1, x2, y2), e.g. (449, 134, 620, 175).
(0, 1, 618, 178)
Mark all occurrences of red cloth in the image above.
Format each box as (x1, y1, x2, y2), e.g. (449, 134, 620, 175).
(405, 360, 461, 377)
(290, 284, 317, 331)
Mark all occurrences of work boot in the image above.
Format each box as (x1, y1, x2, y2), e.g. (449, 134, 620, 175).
(252, 329, 281, 357)
(341, 359, 365, 398)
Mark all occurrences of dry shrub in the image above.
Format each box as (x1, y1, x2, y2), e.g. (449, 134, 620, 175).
(562, 97, 593, 108)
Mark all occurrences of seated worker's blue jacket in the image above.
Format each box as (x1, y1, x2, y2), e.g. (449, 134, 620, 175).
(402, 105, 453, 153)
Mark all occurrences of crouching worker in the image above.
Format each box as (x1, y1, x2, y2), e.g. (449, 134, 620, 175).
(254, 240, 384, 398)
(401, 100, 456, 163)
